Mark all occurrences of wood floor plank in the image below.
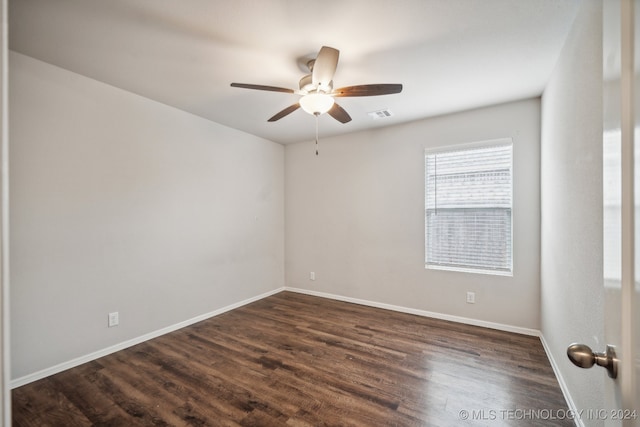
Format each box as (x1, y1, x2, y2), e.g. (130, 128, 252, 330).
(12, 291, 572, 426)
(12, 378, 93, 427)
(47, 365, 140, 425)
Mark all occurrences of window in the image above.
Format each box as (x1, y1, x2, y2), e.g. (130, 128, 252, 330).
(425, 140, 513, 275)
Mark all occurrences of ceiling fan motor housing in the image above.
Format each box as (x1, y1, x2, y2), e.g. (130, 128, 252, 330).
(299, 74, 332, 93)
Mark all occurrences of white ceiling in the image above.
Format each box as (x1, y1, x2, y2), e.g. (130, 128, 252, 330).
(9, 0, 579, 145)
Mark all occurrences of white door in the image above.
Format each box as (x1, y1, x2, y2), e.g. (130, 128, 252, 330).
(593, 0, 640, 425)
(630, 0, 640, 423)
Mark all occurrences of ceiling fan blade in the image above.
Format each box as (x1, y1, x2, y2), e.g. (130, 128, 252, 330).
(312, 46, 339, 90)
(328, 102, 352, 124)
(268, 103, 300, 122)
(333, 84, 403, 97)
(230, 83, 295, 94)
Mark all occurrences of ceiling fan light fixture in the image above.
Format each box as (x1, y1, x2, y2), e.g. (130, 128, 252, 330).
(231, 46, 402, 126)
(299, 92, 334, 115)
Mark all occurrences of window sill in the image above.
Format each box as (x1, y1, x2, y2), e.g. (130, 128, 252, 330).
(426, 264, 513, 277)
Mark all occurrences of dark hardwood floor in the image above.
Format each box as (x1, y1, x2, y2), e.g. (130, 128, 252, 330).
(12, 291, 572, 426)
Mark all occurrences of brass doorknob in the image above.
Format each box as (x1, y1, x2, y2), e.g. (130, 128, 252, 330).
(567, 343, 618, 379)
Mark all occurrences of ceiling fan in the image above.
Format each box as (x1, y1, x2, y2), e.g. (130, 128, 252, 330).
(230, 46, 403, 124)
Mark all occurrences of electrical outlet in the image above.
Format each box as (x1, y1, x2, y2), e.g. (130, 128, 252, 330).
(108, 312, 119, 327)
(466, 292, 476, 304)
(310, 272, 316, 281)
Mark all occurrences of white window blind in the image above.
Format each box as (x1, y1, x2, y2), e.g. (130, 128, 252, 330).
(425, 141, 513, 275)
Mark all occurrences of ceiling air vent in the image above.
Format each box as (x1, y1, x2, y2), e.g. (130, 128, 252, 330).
(367, 109, 394, 120)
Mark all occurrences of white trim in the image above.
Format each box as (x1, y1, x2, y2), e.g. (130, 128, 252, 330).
(284, 287, 539, 336)
(10, 287, 285, 389)
(426, 264, 513, 277)
(424, 137, 513, 155)
(1, 0, 9, 422)
(424, 140, 514, 276)
(539, 334, 583, 427)
(620, 0, 637, 410)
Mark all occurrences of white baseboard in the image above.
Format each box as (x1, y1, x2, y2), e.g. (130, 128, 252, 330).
(11, 287, 285, 389)
(539, 334, 582, 427)
(284, 287, 540, 336)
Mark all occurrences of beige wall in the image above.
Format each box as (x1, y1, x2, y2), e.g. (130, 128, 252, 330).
(9, 52, 285, 380)
(540, 0, 605, 420)
(285, 98, 541, 330)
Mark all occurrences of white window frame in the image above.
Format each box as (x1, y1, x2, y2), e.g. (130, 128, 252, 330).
(425, 138, 513, 276)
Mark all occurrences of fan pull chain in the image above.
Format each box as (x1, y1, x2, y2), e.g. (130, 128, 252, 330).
(315, 113, 319, 156)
